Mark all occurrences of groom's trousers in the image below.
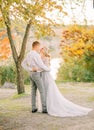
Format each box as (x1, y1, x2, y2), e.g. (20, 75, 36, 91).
(30, 72, 46, 111)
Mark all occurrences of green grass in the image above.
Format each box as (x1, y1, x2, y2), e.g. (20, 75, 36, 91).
(56, 80, 73, 84)
(0, 87, 31, 116)
(7, 104, 31, 111)
(0, 111, 17, 118)
(12, 93, 29, 99)
(0, 98, 10, 105)
(88, 96, 94, 102)
(0, 96, 31, 118)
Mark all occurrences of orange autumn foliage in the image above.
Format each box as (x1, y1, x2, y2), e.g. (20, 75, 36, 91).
(60, 25, 94, 59)
(0, 31, 11, 60)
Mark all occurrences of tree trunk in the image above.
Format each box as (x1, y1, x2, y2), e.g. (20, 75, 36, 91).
(4, 20, 25, 94)
(1, 8, 31, 94)
(16, 62, 25, 94)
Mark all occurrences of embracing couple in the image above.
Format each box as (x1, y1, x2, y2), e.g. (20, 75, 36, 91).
(22, 41, 92, 117)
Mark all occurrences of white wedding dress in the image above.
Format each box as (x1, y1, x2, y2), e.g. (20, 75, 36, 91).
(37, 58, 92, 117)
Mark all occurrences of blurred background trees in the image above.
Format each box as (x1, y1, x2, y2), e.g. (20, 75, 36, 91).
(0, 30, 11, 60)
(58, 25, 94, 82)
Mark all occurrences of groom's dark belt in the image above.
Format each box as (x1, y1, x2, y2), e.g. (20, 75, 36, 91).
(31, 71, 42, 72)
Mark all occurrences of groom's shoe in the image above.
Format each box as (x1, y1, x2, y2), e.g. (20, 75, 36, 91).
(32, 108, 38, 113)
(42, 109, 48, 114)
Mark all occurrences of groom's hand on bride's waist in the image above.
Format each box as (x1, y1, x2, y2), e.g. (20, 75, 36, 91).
(31, 67, 43, 72)
(31, 67, 50, 72)
(32, 67, 38, 72)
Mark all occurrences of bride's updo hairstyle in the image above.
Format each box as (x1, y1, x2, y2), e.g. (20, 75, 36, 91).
(40, 47, 50, 58)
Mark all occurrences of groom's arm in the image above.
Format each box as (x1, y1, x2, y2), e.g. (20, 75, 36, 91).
(21, 54, 32, 72)
(34, 54, 50, 72)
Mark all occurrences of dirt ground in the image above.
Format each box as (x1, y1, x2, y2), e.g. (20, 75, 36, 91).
(0, 82, 94, 130)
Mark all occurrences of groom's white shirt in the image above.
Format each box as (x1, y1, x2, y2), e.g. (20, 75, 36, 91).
(22, 50, 50, 72)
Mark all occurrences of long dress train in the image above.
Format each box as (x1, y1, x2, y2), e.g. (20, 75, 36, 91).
(37, 58, 92, 117)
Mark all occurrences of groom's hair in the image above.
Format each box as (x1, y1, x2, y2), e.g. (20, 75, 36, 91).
(32, 41, 40, 48)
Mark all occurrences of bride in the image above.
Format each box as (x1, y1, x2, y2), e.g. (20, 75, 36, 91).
(37, 47, 92, 117)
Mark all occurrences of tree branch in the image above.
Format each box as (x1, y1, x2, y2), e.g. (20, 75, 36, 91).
(18, 20, 31, 62)
(0, 4, 18, 63)
(5, 21, 18, 63)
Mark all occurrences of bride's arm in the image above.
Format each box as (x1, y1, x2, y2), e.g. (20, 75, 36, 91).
(46, 54, 51, 66)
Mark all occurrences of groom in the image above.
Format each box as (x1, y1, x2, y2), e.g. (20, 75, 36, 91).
(22, 41, 50, 113)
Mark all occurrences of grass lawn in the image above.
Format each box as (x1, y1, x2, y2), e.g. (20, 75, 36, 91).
(0, 82, 94, 130)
